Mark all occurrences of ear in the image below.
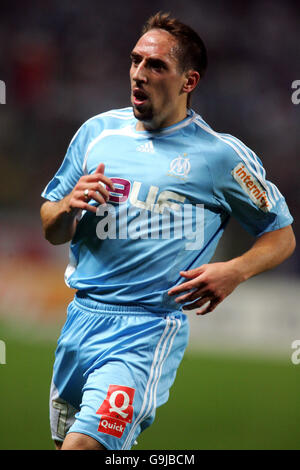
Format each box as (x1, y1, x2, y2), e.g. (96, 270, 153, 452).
(182, 70, 200, 94)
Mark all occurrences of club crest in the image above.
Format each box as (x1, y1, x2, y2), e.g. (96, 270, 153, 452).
(168, 154, 191, 179)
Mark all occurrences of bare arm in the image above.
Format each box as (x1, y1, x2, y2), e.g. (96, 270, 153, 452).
(168, 225, 296, 315)
(40, 198, 81, 245)
(40, 163, 115, 245)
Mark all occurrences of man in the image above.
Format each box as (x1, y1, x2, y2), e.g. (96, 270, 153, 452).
(40, 12, 295, 450)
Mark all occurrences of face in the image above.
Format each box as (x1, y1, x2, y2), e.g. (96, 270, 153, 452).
(130, 29, 192, 131)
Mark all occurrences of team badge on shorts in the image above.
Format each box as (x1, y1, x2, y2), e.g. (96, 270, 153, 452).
(96, 385, 135, 438)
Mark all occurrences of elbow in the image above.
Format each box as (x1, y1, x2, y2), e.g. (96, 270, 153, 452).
(40, 201, 71, 245)
(43, 226, 70, 245)
(282, 224, 296, 260)
(42, 224, 58, 245)
(41, 219, 67, 245)
(289, 230, 296, 257)
(44, 231, 63, 246)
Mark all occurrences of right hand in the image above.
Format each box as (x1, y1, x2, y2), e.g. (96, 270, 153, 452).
(65, 163, 115, 214)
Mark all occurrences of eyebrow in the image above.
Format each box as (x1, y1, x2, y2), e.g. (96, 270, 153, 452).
(130, 52, 141, 61)
(130, 52, 168, 69)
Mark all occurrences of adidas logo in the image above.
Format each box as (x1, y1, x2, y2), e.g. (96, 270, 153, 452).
(136, 141, 155, 153)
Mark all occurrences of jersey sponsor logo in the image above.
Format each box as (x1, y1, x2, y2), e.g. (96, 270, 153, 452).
(107, 178, 131, 204)
(99, 179, 204, 250)
(105, 178, 186, 212)
(167, 154, 191, 179)
(232, 163, 272, 212)
(96, 385, 135, 438)
(96, 203, 204, 250)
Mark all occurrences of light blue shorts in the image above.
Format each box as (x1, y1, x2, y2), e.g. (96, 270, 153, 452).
(49, 296, 189, 450)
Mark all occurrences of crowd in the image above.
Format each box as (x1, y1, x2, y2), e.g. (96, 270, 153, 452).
(0, 0, 298, 272)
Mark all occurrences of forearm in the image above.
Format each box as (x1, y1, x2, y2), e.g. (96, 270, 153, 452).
(168, 225, 296, 315)
(40, 197, 80, 245)
(227, 225, 296, 283)
(40, 163, 115, 245)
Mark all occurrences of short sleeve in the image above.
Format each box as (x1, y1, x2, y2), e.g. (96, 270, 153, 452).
(41, 117, 103, 201)
(212, 137, 293, 237)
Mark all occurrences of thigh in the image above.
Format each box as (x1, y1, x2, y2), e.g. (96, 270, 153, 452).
(61, 432, 106, 450)
(68, 313, 189, 450)
(67, 359, 149, 450)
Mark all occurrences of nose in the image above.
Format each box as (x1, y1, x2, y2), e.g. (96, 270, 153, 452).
(132, 60, 147, 84)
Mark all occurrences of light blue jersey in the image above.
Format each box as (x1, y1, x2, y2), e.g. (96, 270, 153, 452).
(42, 107, 293, 312)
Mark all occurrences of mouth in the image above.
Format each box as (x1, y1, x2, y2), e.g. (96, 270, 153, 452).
(132, 88, 149, 107)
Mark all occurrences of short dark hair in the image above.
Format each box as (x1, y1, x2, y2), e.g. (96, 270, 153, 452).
(141, 11, 208, 84)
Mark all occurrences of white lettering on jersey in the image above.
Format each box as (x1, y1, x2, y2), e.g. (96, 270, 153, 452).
(154, 190, 186, 214)
(129, 182, 158, 211)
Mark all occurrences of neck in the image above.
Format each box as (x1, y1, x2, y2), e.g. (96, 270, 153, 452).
(136, 107, 189, 131)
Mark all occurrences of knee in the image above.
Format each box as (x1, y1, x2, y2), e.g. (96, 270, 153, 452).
(61, 432, 106, 450)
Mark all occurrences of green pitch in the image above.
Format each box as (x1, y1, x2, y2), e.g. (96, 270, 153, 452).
(0, 320, 299, 450)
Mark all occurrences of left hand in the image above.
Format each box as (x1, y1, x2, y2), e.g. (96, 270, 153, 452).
(168, 261, 243, 316)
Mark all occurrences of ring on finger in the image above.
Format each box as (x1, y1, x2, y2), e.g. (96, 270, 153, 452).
(84, 189, 89, 200)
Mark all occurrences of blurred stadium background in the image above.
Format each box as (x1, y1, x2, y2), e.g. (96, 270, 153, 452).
(0, 0, 299, 450)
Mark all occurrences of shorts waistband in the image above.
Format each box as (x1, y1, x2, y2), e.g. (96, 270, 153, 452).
(73, 294, 179, 316)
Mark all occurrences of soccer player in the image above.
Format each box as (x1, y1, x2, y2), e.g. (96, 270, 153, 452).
(40, 12, 295, 450)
